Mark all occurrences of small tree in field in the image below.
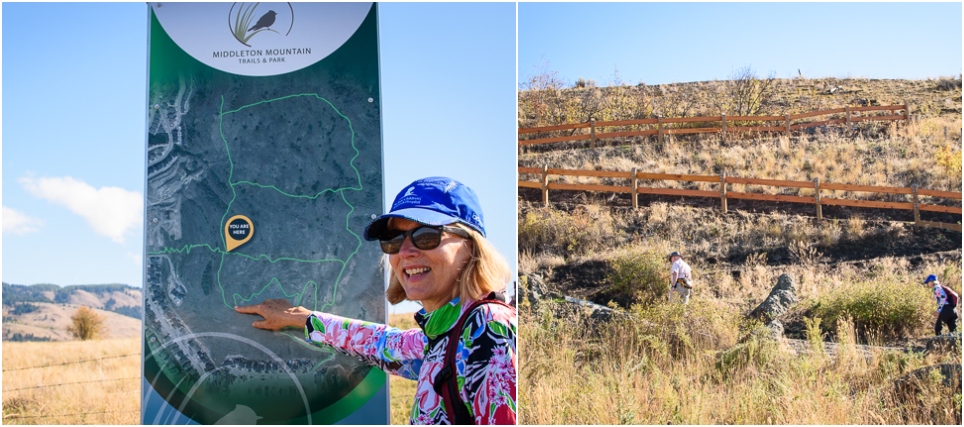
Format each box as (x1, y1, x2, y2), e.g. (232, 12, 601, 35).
(727, 65, 776, 116)
(67, 306, 106, 340)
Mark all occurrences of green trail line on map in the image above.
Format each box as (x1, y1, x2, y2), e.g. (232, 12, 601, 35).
(149, 93, 368, 313)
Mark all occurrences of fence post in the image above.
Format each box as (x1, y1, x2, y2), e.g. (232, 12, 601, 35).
(912, 184, 920, 224)
(541, 165, 549, 207)
(720, 170, 727, 213)
(845, 105, 851, 127)
(904, 102, 911, 122)
(590, 118, 596, 149)
(721, 114, 727, 143)
(658, 117, 664, 143)
(631, 167, 639, 209)
(785, 114, 791, 134)
(813, 177, 822, 221)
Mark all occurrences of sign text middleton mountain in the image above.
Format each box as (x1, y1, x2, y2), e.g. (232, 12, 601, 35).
(212, 47, 312, 58)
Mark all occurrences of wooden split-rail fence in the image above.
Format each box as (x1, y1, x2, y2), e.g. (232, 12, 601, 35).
(518, 104, 910, 148)
(519, 166, 962, 232)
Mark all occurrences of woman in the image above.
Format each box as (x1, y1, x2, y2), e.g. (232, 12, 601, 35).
(235, 177, 517, 425)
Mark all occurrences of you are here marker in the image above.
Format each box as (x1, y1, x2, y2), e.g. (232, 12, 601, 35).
(225, 215, 254, 252)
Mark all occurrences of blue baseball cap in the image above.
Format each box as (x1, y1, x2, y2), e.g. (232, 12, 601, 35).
(924, 274, 938, 284)
(364, 177, 486, 241)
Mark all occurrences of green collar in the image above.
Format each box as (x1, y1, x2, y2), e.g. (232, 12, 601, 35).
(415, 297, 462, 339)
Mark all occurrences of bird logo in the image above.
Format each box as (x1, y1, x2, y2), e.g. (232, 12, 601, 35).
(228, 3, 294, 47)
(247, 10, 276, 33)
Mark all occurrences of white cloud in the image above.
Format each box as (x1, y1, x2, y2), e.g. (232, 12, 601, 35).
(2, 206, 45, 235)
(126, 252, 143, 268)
(19, 176, 143, 244)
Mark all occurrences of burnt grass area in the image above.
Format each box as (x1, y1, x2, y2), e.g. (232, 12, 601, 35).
(521, 187, 962, 311)
(521, 187, 962, 263)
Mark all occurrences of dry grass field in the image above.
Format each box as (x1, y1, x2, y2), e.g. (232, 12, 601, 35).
(2, 312, 421, 424)
(2, 338, 141, 424)
(521, 303, 962, 424)
(520, 116, 962, 196)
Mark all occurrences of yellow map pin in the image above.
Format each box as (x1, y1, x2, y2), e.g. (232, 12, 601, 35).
(225, 215, 254, 252)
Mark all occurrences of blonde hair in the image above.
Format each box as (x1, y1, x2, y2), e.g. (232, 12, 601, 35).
(386, 224, 511, 305)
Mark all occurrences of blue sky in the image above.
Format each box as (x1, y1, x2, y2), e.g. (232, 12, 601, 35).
(1, 2, 517, 314)
(520, 2, 963, 87)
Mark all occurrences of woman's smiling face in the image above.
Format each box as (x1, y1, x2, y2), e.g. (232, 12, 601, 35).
(387, 218, 473, 312)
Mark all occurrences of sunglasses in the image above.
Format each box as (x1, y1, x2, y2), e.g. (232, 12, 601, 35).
(378, 225, 470, 254)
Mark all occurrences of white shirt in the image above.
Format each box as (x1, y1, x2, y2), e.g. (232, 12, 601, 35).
(671, 258, 692, 285)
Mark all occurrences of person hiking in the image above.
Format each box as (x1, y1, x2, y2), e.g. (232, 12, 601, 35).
(924, 274, 958, 336)
(668, 251, 693, 304)
(236, 177, 517, 424)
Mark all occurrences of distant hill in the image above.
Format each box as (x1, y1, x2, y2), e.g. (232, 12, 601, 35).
(2, 282, 143, 342)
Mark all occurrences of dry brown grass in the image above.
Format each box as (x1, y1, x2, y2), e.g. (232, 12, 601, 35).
(2, 338, 141, 424)
(520, 76, 963, 128)
(519, 76, 962, 425)
(520, 304, 962, 425)
(520, 77, 962, 201)
(521, 115, 962, 195)
(518, 193, 961, 424)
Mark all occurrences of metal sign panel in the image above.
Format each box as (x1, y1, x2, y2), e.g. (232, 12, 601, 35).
(142, 2, 387, 424)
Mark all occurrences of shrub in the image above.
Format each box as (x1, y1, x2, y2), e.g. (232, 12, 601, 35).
(934, 76, 962, 91)
(809, 279, 930, 340)
(609, 246, 669, 303)
(518, 205, 618, 256)
(935, 144, 962, 182)
(574, 77, 596, 89)
(67, 306, 106, 340)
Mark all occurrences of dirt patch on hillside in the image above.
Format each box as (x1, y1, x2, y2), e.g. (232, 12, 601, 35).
(725, 225, 961, 266)
(521, 187, 962, 226)
(521, 187, 961, 265)
(547, 260, 613, 300)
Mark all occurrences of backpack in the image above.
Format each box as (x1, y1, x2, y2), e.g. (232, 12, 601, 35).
(940, 285, 959, 307)
(433, 292, 514, 425)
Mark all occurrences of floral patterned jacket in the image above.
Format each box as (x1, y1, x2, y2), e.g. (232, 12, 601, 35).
(933, 284, 949, 313)
(932, 284, 959, 312)
(304, 297, 517, 424)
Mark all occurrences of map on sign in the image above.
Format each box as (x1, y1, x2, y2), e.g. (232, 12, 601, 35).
(144, 3, 386, 424)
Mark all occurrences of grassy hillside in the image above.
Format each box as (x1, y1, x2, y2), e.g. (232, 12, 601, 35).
(2, 283, 143, 342)
(2, 302, 141, 341)
(519, 76, 962, 128)
(518, 77, 962, 424)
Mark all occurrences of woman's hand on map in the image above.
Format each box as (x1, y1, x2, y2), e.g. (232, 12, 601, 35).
(235, 298, 313, 331)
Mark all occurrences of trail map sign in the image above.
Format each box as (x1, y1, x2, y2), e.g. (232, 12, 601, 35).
(142, 3, 387, 424)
